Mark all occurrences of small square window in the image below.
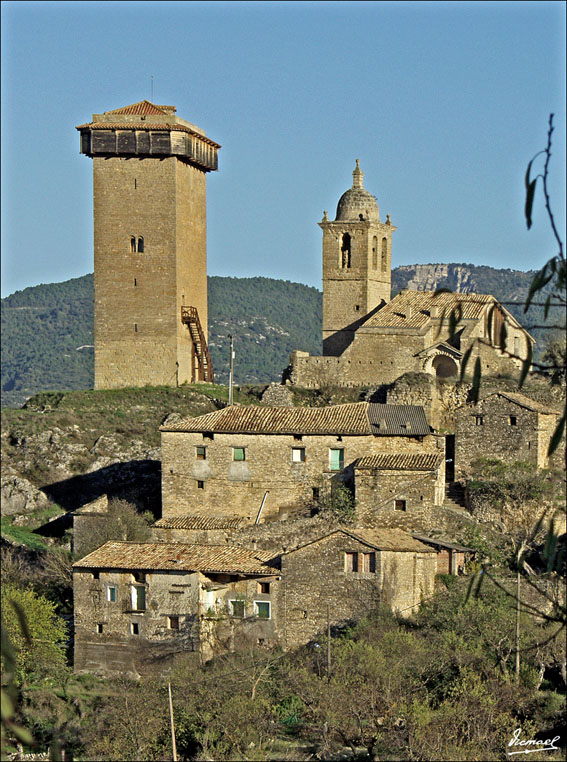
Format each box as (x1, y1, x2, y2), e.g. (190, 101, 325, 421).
(196, 480, 204, 489)
(254, 601, 271, 619)
(203, 432, 214, 441)
(395, 500, 407, 512)
(229, 600, 245, 618)
(168, 616, 180, 630)
(196, 446, 206, 460)
(96, 623, 104, 634)
(475, 415, 484, 426)
(509, 416, 517, 426)
(293, 434, 303, 442)
(258, 582, 270, 594)
(131, 622, 139, 635)
(107, 586, 117, 602)
(233, 447, 246, 462)
(292, 447, 306, 463)
(345, 552, 359, 572)
(92, 571, 100, 580)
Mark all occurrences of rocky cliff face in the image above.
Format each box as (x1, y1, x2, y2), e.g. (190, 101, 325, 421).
(394, 264, 477, 293)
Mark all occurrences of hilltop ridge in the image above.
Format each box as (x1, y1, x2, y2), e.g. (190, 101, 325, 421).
(2, 264, 562, 408)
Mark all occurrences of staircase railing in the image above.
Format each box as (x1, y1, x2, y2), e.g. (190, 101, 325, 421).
(181, 306, 214, 383)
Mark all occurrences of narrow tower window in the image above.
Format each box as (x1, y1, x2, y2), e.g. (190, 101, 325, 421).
(137, 237, 144, 253)
(372, 236, 378, 270)
(341, 233, 351, 269)
(130, 237, 136, 253)
(381, 238, 388, 271)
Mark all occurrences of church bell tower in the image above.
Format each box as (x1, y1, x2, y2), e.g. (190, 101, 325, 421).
(320, 160, 395, 355)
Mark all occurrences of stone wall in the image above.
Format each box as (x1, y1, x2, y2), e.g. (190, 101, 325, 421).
(92, 151, 208, 389)
(454, 396, 559, 479)
(354, 466, 443, 531)
(278, 533, 436, 648)
(73, 566, 280, 675)
(161, 429, 441, 521)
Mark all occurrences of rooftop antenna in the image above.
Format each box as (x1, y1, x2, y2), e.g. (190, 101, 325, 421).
(150, 75, 154, 101)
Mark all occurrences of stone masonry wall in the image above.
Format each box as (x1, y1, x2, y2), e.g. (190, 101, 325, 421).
(93, 153, 208, 389)
(74, 567, 280, 675)
(161, 430, 441, 521)
(454, 397, 557, 479)
(278, 533, 435, 648)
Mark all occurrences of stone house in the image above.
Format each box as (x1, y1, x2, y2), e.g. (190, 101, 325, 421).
(279, 528, 437, 648)
(454, 391, 563, 479)
(73, 541, 280, 676)
(354, 452, 445, 531)
(288, 163, 534, 389)
(160, 401, 444, 523)
(73, 527, 437, 673)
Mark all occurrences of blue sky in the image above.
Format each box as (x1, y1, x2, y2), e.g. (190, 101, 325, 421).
(1, 0, 565, 298)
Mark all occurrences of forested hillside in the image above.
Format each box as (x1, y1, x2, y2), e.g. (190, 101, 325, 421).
(2, 265, 563, 407)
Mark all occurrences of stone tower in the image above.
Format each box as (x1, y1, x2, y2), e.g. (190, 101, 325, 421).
(77, 100, 220, 389)
(320, 160, 395, 355)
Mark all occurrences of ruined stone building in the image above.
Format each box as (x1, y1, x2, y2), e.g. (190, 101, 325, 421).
(73, 528, 436, 675)
(77, 100, 219, 389)
(288, 162, 535, 388)
(454, 391, 563, 479)
(159, 401, 445, 525)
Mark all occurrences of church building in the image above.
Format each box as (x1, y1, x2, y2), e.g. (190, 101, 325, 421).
(288, 162, 535, 389)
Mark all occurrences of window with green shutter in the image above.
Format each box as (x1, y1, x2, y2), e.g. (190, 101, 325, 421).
(329, 448, 344, 471)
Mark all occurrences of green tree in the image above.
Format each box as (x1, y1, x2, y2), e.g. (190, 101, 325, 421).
(1, 585, 67, 685)
(77, 498, 154, 557)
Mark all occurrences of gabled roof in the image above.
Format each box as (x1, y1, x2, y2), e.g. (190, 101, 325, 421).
(282, 528, 435, 555)
(494, 392, 562, 415)
(103, 100, 175, 115)
(363, 290, 495, 329)
(73, 541, 277, 575)
(160, 402, 430, 437)
(153, 515, 246, 531)
(355, 453, 443, 471)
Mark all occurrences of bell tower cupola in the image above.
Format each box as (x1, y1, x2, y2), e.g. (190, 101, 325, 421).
(320, 160, 395, 355)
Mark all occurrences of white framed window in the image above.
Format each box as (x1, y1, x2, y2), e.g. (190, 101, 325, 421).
(131, 584, 146, 611)
(292, 447, 306, 463)
(107, 585, 117, 602)
(253, 601, 271, 619)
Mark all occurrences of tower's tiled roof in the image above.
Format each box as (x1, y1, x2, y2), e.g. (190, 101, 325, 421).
(160, 402, 430, 437)
(73, 541, 277, 575)
(103, 100, 175, 115)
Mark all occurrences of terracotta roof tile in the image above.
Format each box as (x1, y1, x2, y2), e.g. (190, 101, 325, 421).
(363, 291, 495, 329)
(73, 541, 277, 575)
(347, 528, 436, 553)
(284, 528, 435, 555)
(103, 100, 174, 115)
(153, 515, 246, 530)
(161, 402, 430, 437)
(355, 453, 443, 470)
